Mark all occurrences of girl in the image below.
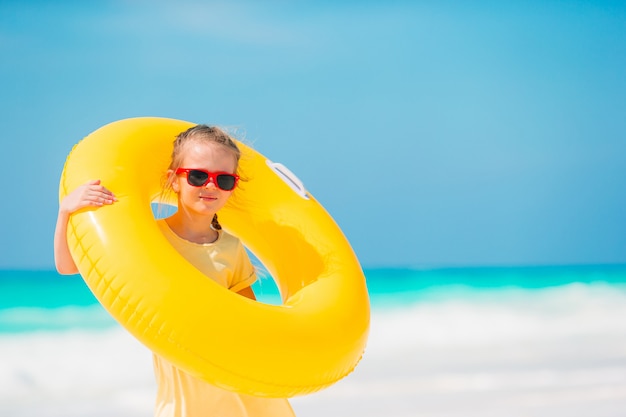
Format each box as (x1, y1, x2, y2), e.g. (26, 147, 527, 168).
(54, 125, 296, 417)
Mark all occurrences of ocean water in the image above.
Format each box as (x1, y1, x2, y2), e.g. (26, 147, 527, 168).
(2, 265, 626, 417)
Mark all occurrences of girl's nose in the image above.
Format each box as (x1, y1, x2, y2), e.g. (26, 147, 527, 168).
(204, 177, 216, 188)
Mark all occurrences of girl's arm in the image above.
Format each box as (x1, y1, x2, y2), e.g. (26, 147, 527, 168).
(54, 179, 116, 275)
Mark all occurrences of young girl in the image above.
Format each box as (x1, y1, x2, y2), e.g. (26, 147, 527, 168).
(54, 125, 296, 417)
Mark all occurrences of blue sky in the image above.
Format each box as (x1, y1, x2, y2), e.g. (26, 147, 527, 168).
(1, 1, 625, 269)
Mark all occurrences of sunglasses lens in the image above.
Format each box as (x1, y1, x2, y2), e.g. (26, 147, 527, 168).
(187, 170, 209, 186)
(216, 174, 237, 191)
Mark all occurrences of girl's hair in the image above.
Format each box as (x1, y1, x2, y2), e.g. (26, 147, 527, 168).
(164, 124, 242, 230)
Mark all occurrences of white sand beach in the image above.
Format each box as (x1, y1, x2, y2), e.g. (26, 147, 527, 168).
(293, 330, 626, 417)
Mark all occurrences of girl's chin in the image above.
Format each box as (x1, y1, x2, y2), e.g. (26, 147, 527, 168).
(193, 202, 225, 214)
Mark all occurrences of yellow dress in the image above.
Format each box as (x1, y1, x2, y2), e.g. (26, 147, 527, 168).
(154, 220, 296, 417)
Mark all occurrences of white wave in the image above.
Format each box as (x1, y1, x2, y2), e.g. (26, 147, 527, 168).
(368, 282, 626, 352)
(0, 305, 116, 333)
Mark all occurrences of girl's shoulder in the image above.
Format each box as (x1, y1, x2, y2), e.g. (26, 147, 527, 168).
(216, 228, 244, 249)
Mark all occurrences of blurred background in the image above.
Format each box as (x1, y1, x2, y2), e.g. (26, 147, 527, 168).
(1, 1, 625, 416)
(1, 0, 625, 269)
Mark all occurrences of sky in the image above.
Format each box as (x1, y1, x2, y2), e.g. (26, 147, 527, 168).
(1, 0, 625, 269)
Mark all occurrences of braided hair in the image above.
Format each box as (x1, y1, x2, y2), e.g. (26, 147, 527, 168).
(211, 214, 222, 230)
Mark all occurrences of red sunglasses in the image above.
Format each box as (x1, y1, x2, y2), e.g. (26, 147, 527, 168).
(175, 168, 239, 191)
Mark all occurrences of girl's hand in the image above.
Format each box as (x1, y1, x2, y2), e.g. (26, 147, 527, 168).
(54, 180, 116, 274)
(60, 179, 117, 215)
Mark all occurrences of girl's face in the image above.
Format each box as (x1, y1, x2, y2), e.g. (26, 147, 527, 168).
(171, 141, 238, 217)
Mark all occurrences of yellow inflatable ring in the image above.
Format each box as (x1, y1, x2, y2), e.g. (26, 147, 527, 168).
(59, 117, 370, 397)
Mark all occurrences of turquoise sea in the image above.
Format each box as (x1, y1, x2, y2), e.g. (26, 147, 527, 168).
(0, 265, 626, 333)
(2, 265, 626, 417)
(2, 264, 625, 332)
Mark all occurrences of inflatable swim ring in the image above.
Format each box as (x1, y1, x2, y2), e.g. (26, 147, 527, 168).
(59, 117, 370, 397)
